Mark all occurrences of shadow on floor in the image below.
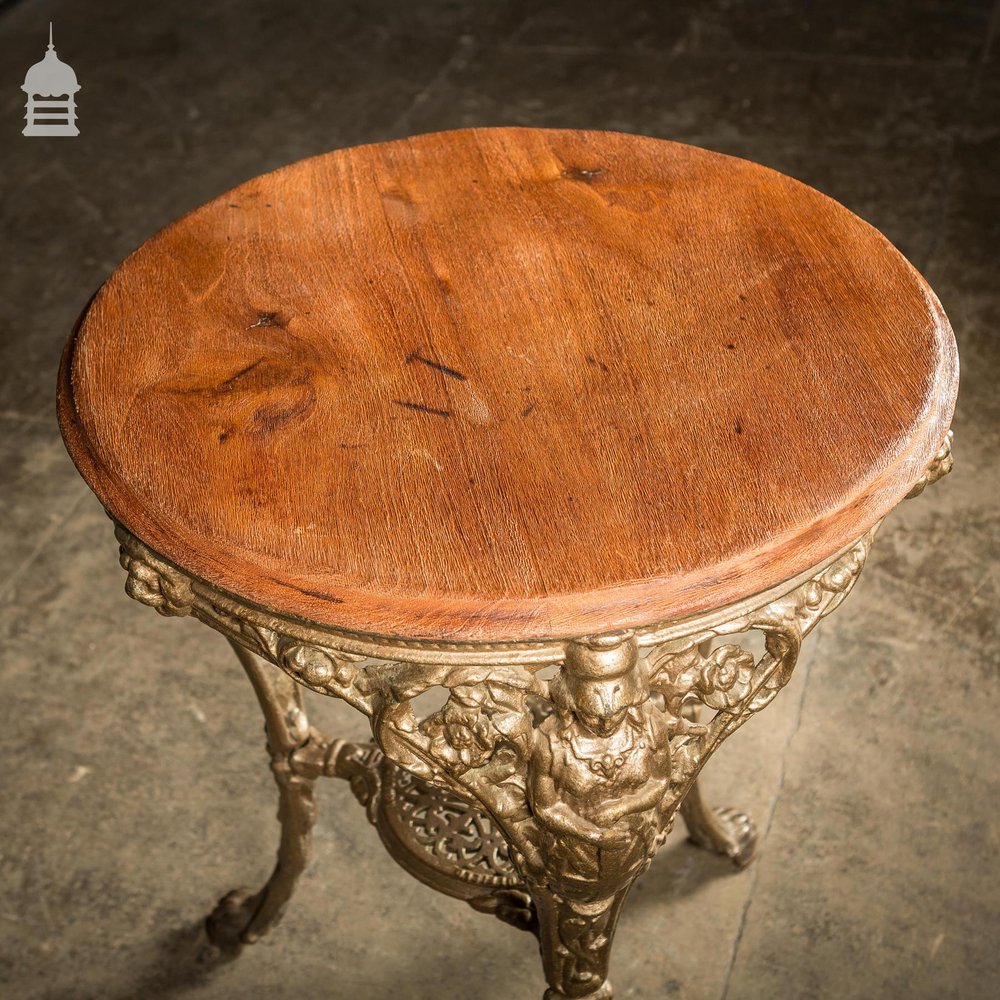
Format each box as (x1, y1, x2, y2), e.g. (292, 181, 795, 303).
(629, 834, 754, 913)
(102, 920, 240, 1000)
(99, 836, 747, 1000)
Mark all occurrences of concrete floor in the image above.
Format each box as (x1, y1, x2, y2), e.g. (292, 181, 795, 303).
(1, 1, 998, 998)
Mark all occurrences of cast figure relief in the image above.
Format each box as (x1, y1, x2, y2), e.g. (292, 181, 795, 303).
(523, 633, 671, 898)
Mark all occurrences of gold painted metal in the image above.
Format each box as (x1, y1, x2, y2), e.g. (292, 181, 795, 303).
(906, 429, 954, 498)
(111, 447, 952, 1000)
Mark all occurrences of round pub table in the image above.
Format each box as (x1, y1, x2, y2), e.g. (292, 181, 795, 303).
(58, 128, 958, 999)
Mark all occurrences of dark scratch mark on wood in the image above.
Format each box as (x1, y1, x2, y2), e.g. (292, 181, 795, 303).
(298, 588, 344, 603)
(393, 400, 452, 418)
(218, 358, 264, 389)
(562, 166, 606, 183)
(586, 354, 610, 373)
(406, 352, 467, 381)
(247, 311, 285, 330)
(734, 419, 743, 435)
(522, 402, 536, 418)
(270, 578, 345, 604)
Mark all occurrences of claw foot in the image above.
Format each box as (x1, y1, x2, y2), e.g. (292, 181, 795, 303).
(687, 806, 758, 868)
(205, 888, 264, 951)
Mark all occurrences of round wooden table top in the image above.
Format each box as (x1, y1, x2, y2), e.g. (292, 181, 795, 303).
(59, 127, 958, 642)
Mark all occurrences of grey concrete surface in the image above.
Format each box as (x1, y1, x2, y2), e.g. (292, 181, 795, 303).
(0, 1, 997, 998)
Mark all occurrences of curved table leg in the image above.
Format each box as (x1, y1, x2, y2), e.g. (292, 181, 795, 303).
(679, 778, 758, 868)
(206, 638, 317, 950)
(678, 642, 758, 868)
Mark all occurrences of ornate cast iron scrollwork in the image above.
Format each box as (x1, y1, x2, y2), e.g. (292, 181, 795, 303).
(114, 523, 873, 998)
(906, 429, 953, 498)
(111, 427, 951, 1000)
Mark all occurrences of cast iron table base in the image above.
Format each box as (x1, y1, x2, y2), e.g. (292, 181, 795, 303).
(111, 433, 951, 1000)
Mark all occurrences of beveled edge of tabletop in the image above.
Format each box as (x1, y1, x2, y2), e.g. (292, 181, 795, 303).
(56, 129, 960, 644)
(58, 306, 957, 645)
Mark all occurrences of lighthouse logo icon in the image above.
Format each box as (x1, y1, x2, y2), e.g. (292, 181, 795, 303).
(22, 24, 80, 137)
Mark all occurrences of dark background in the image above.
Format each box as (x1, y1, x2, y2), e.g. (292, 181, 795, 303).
(1, 2, 997, 999)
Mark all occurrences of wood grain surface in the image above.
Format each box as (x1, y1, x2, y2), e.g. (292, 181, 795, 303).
(58, 127, 958, 641)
